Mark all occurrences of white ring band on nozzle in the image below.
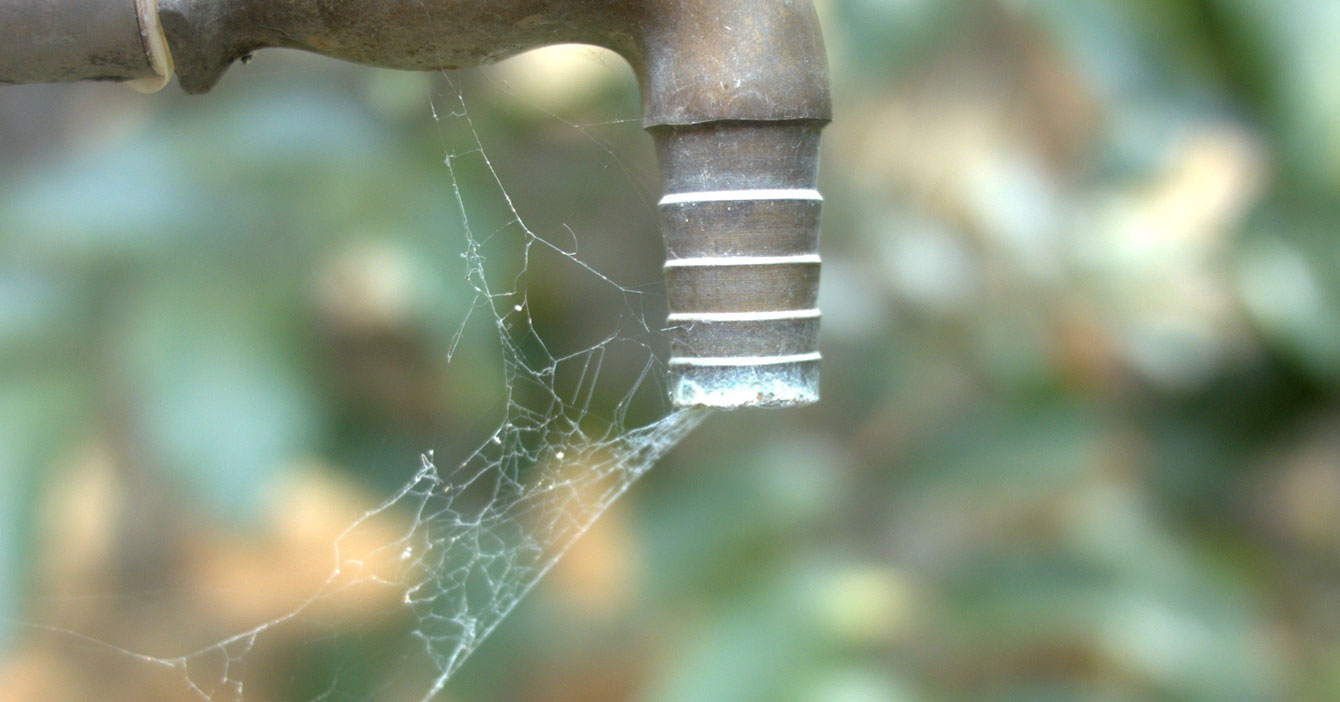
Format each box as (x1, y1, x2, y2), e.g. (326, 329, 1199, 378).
(129, 0, 174, 93)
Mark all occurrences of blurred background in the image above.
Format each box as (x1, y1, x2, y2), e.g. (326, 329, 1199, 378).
(4, 0, 1340, 699)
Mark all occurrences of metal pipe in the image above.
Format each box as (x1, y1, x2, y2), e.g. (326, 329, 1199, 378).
(0, 0, 832, 409)
(0, 0, 172, 91)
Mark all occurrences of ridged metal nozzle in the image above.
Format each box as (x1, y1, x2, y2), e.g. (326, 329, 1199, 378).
(654, 121, 825, 409)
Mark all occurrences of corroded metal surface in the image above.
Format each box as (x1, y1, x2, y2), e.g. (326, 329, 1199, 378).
(1, 0, 831, 408)
(152, 0, 831, 127)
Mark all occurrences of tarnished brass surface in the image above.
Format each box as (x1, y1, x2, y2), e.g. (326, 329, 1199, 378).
(154, 0, 831, 128)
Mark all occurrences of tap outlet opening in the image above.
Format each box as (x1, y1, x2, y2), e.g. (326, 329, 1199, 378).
(652, 120, 825, 409)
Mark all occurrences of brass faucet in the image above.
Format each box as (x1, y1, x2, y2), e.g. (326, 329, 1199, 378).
(1, 0, 832, 409)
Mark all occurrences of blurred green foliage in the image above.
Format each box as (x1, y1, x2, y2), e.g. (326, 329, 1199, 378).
(4, 0, 1340, 700)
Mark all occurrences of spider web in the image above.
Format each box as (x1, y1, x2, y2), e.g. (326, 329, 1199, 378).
(11, 67, 709, 700)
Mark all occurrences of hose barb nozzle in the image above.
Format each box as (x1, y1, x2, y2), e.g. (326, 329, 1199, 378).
(638, 1, 831, 409)
(656, 121, 825, 408)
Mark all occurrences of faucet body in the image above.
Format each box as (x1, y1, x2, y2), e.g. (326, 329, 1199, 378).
(0, 0, 831, 409)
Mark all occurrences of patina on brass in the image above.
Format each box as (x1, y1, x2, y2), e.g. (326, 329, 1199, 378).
(0, 0, 832, 408)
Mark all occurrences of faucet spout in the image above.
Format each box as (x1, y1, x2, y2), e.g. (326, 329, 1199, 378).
(634, 1, 832, 408)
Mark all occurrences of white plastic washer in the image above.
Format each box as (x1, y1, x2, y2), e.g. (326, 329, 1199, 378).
(128, 0, 174, 93)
